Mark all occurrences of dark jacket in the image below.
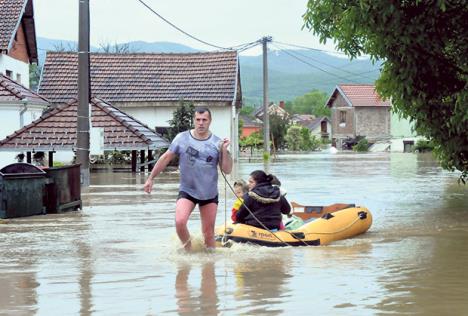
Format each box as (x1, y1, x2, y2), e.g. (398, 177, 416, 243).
(235, 182, 291, 230)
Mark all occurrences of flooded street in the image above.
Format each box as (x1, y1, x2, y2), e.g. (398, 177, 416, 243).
(1, 152, 468, 315)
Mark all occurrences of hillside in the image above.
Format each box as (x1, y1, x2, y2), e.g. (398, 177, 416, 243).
(37, 37, 381, 103)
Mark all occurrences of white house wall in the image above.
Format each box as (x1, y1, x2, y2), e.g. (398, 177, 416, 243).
(0, 55, 30, 88)
(122, 106, 233, 141)
(0, 103, 46, 167)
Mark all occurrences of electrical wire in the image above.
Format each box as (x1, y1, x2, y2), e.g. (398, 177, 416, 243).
(270, 43, 364, 84)
(273, 42, 379, 81)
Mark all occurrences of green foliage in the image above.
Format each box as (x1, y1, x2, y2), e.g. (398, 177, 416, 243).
(285, 125, 302, 151)
(262, 151, 270, 162)
(239, 103, 255, 116)
(285, 125, 320, 151)
(52, 161, 65, 167)
(270, 113, 290, 149)
(29, 64, 41, 91)
(353, 138, 369, 152)
(414, 139, 435, 153)
(168, 101, 194, 141)
(238, 118, 244, 139)
(289, 90, 330, 117)
(303, 0, 468, 182)
(240, 131, 263, 149)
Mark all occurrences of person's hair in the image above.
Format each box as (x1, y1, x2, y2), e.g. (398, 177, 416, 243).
(194, 106, 212, 119)
(234, 179, 249, 193)
(270, 174, 281, 186)
(249, 170, 274, 185)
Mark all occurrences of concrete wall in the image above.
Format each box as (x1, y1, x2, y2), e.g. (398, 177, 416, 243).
(0, 55, 30, 88)
(310, 121, 331, 139)
(391, 113, 417, 138)
(330, 106, 354, 139)
(355, 107, 391, 141)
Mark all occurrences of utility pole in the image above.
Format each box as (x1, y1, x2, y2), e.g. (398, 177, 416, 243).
(262, 36, 272, 161)
(77, 0, 90, 186)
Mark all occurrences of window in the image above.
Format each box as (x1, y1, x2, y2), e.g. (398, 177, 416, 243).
(6, 70, 13, 78)
(339, 111, 347, 123)
(16, 73, 21, 84)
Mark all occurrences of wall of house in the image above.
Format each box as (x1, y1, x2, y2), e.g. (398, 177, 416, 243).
(0, 55, 29, 88)
(330, 106, 354, 139)
(0, 103, 46, 167)
(311, 121, 331, 139)
(8, 24, 30, 64)
(354, 107, 391, 141)
(119, 104, 233, 142)
(391, 113, 417, 138)
(241, 126, 260, 138)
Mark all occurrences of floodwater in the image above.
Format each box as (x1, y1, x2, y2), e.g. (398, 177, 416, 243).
(1, 152, 468, 315)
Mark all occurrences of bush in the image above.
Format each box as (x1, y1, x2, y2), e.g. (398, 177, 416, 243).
(353, 138, 369, 152)
(414, 139, 435, 153)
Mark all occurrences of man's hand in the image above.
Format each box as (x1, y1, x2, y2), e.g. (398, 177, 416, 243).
(221, 138, 230, 152)
(143, 178, 153, 194)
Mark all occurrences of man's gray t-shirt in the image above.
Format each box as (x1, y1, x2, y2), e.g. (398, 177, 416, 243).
(169, 130, 221, 200)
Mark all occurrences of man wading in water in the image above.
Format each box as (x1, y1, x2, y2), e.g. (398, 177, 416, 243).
(144, 107, 232, 251)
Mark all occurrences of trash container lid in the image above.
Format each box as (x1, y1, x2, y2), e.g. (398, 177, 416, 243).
(0, 163, 46, 175)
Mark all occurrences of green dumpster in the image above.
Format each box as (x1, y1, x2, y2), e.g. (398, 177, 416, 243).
(44, 164, 82, 213)
(0, 163, 47, 219)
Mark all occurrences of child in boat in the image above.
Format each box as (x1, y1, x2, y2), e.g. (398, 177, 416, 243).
(231, 179, 249, 222)
(235, 170, 291, 231)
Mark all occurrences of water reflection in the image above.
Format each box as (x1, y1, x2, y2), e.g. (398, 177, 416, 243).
(175, 261, 219, 316)
(233, 255, 291, 315)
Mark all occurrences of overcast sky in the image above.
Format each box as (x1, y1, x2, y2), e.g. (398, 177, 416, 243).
(33, 0, 339, 55)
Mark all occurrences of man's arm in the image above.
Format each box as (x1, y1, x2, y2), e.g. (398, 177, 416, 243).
(143, 150, 176, 193)
(219, 138, 233, 174)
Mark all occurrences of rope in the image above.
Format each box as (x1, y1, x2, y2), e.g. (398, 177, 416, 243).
(219, 169, 306, 247)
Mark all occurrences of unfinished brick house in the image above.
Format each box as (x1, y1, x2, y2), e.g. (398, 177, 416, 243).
(326, 84, 391, 149)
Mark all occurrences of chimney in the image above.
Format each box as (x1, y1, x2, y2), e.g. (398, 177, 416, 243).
(279, 100, 285, 108)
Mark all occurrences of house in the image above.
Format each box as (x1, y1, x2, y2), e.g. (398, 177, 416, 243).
(239, 114, 261, 138)
(0, 97, 169, 171)
(326, 84, 391, 149)
(390, 113, 420, 152)
(0, 74, 49, 167)
(38, 51, 242, 158)
(254, 101, 289, 121)
(296, 116, 331, 140)
(0, 0, 38, 88)
(291, 114, 315, 124)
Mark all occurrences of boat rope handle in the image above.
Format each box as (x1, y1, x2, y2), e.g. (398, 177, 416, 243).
(304, 215, 364, 236)
(219, 169, 309, 247)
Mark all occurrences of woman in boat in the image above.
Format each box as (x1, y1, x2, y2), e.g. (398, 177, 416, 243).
(235, 170, 291, 230)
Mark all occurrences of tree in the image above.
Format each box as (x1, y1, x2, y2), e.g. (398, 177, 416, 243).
(240, 131, 263, 155)
(29, 64, 41, 91)
(285, 125, 302, 151)
(290, 90, 330, 117)
(269, 113, 290, 150)
(168, 101, 194, 141)
(286, 125, 320, 151)
(304, 1, 468, 182)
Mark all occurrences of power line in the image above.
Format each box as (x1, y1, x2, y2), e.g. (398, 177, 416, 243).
(271, 43, 362, 83)
(273, 40, 348, 55)
(137, 0, 260, 51)
(273, 42, 378, 81)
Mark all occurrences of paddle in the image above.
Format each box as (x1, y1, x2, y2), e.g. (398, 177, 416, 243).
(290, 202, 356, 220)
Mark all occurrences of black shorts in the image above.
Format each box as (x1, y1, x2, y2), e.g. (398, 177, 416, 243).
(177, 191, 219, 206)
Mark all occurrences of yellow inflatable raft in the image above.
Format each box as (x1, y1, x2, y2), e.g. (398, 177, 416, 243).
(215, 204, 372, 247)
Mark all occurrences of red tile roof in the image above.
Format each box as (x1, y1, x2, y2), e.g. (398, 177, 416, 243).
(0, 97, 169, 151)
(39, 51, 241, 104)
(327, 84, 391, 107)
(0, 0, 37, 62)
(0, 74, 49, 105)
